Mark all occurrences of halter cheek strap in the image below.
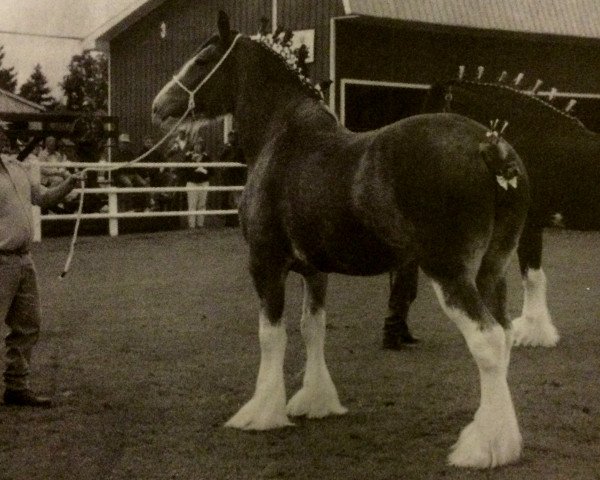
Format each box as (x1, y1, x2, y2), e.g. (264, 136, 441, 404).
(172, 33, 243, 111)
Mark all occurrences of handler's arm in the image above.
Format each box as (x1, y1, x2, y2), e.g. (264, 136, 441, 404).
(32, 173, 83, 210)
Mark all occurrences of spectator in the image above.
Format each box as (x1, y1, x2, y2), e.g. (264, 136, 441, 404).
(182, 136, 212, 229)
(138, 134, 163, 211)
(37, 137, 78, 213)
(1, 128, 84, 407)
(220, 130, 246, 226)
(113, 133, 149, 212)
(166, 128, 191, 218)
(38, 136, 70, 188)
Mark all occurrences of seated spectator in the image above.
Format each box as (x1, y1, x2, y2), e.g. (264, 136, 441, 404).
(38, 136, 70, 188)
(138, 134, 162, 211)
(220, 130, 246, 226)
(37, 136, 78, 213)
(113, 133, 149, 212)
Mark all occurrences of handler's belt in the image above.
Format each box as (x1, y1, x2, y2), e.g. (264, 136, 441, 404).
(0, 247, 29, 256)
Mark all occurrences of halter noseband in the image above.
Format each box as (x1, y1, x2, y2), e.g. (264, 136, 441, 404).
(172, 33, 242, 111)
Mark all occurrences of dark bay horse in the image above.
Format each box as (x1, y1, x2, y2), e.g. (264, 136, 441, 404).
(386, 75, 600, 350)
(152, 13, 529, 468)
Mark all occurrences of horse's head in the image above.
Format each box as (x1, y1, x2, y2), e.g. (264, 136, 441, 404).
(152, 11, 240, 128)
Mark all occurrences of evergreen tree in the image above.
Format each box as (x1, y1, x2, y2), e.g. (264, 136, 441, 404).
(19, 63, 57, 109)
(61, 50, 108, 112)
(0, 45, 18, 93)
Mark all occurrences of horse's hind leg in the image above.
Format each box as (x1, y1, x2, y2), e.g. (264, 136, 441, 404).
(383, 260, 419, 350)
(513, 223, 559, 347)
(430, 275, 522, 468)
(225, 256, 293, 430)
(287, 272, 347, 418)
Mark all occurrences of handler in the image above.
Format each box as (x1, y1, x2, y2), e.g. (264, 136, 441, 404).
(1, 129, 83, 407)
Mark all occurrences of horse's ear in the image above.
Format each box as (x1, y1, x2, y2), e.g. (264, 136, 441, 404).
(217, 11, 232, 45)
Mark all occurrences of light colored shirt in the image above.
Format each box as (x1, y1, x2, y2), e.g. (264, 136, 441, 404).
(0, 154, 44, 250)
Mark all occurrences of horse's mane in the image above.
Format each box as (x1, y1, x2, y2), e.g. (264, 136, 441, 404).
(251, 36, 324, 102)
(438, 76, 589, 132)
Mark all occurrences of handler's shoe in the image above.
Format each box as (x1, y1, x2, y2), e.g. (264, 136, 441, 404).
(3, 389, 52, 408)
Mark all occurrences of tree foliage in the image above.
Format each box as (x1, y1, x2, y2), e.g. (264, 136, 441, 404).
(61, 50, 108, 113)
(19, 63, 57, 109)
(0, 45, 18, 93)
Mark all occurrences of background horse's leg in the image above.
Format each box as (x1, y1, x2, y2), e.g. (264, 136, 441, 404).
(225, 257, 293, 430)
(287, 272, 347, 418)
(513, 223, 559, 347)
(430, 276, 521, 468)
(383, 260, 419, 350)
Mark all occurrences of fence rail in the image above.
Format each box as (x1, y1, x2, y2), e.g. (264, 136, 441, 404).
(32, 161, 246, 240)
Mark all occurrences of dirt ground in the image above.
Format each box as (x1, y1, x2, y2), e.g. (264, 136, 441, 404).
(1, 228, 599, 480)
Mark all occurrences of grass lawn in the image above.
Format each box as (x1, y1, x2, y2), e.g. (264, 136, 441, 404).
(1, 228, 599, 479)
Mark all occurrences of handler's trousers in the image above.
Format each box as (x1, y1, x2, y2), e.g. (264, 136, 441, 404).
(0, 252, 42, 391)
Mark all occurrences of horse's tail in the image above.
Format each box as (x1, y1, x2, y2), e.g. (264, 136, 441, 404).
(479, 132, 523, 192)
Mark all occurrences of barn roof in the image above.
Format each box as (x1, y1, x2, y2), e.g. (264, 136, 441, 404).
(88, 0, 600, 49)
(0, 88, 45, 113)
(84, 0, 166, 49)
(343, 0, 600, 39)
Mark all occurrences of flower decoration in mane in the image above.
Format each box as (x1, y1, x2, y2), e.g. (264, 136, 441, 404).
(253, 18, 324, 101)
(454, 66, 586, 130)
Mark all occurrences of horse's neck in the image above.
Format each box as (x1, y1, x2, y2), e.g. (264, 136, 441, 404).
(235, 87, 338, 163)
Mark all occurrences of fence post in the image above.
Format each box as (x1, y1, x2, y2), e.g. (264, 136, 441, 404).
(32, 206, 42, 242)
(108, 191, 119, 237)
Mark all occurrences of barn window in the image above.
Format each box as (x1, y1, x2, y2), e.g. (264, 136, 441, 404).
(160, 22, 167, 39)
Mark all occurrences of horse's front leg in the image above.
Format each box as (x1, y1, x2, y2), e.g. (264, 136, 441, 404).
(225, 256, 293, 430)
(513, 223, 559, 347)
(287, 272, 347, 418)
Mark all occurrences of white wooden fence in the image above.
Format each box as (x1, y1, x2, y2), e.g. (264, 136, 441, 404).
(33, 161, 246, 241)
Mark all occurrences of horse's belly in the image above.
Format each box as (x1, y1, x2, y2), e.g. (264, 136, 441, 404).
(293, 232, 402, 276)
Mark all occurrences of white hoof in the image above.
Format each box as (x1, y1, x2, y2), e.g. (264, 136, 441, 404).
(512, 315, 559, 347)
(448, 415, 522, 469)
(286, 386, 348, 418)
(225, 395, 294, 430)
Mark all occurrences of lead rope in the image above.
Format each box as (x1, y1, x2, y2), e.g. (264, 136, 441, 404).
(59, 33, 243, 279)
(59, 107, 193, 278)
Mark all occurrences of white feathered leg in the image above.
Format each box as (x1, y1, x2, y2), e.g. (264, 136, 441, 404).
(432, 282, 522, 469)
(513, 268, 559, 347)
(226, 311, 293, 430)
(287, 274, 347, 418)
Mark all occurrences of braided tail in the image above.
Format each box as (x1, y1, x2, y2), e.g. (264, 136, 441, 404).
(479, 124, 522, 191)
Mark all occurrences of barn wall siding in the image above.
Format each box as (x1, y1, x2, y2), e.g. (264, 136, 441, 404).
(108, 1, 600, 147)
(335, 19, 600, 91)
